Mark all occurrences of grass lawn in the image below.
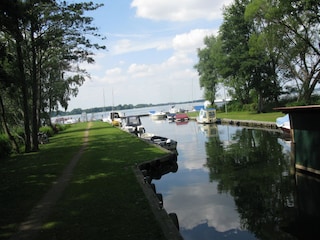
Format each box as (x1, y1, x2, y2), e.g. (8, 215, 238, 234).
(188, 110, 284, 122)
(0, 122, 168, 240)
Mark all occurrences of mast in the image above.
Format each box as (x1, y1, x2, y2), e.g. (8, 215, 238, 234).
(112, 88, 114, 120)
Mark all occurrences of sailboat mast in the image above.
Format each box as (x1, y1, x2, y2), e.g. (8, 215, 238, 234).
(112, 88, 114, 120)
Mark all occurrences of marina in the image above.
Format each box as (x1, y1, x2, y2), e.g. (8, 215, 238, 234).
(51, 104, 320, 239)
(138, 115, 320, 240)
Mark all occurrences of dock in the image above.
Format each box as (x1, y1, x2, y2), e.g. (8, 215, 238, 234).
(220, 118, 278, 129)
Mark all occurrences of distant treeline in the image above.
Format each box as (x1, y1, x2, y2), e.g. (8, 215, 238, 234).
(51, 99, 204, 117)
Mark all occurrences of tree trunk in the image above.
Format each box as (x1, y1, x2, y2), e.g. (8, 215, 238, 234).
(15, 28, 31, 153)
(31, 21, 39, 151)
(0, 95, 20, 153)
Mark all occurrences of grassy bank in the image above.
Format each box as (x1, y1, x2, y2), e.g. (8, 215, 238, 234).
(0, 122, 168, 240)
(188, 110, 284, 122)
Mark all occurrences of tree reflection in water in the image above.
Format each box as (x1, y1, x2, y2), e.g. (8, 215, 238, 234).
(141, 116, 319, 240)
(205, 125, 318, 240)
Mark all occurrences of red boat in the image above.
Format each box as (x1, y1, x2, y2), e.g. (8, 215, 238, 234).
(175, 113, 189, 122)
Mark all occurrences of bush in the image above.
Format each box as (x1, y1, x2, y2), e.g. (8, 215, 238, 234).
(227, 101, 244, 111)
(242, 103, 257, 112)
(0, 134, 12, 159)
(39, 126, 54, 137)
(53, 124, 70, 133)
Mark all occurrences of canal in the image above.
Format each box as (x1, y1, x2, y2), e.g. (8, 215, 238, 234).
(139, 115, 320, 240)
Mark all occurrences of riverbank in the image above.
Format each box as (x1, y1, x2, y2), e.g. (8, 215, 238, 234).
(1, 113, 283, 240)
(0, 122, 174, 240)
(188, 110, 282, 130)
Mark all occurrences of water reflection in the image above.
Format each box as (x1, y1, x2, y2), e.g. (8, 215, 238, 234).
(140, 117, 320, 240)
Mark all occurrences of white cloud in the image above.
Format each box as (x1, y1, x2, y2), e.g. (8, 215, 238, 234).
(127, 63, 152, 78)
(165, 182, 241, 232)
(65, 0, 229, 110)
(105, 67, 122, 75)
(131, 0, 233, 21)
(111, 37, 171, 55)
(75, 27, 215, 108)
(173, 29, 218, 53)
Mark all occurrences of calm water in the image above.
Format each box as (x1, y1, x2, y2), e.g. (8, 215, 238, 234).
(139, 116, 320, 240)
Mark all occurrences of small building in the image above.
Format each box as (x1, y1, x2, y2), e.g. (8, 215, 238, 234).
(275, 105, 320, 176)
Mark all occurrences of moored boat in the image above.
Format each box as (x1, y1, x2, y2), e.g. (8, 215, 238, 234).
(121, 115, 145, 135)
(166, 113, 176, 122)
(276, 114, 290, 134)
(175, 113, 189, 122)
(103, 111, 124, 126)
(150, 111, 167, 120)
(141, 133, 177, 151)
(196, 108, 217, 124)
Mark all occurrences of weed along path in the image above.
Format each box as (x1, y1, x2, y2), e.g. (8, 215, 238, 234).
(10, 122, 92, 240)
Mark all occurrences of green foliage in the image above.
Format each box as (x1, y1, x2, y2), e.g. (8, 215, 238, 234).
(194, 35, 222, 104)
(39, 126, 54, 137)
(0, 0, 106, 152)
(0, 134, 12, 159)
(246, 0, 320, 104)
(54, 123, 70, 132)
(226, 101, 246, 112)
(194, 0, 319, 111)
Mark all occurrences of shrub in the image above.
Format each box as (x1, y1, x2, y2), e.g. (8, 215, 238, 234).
(39, 126, 54, 137)
(54, 124, 70, 132)
(0, 134, 12, 159)
(227, 101, 244, 111)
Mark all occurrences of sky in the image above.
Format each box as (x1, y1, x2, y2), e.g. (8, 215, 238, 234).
(66, 0, 233, 110)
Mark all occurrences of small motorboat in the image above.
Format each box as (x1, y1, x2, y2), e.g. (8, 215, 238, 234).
(166, 113, 176, 122)
(103, 111, 124, 126)
(122, 115, 146, 135)
(175, 113, 189, 122)
(196, 108, 217, 124)
(141, 133, 177, 151)
(150, 111, 167, 120)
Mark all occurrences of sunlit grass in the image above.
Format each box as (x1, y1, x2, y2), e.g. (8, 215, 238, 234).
(218, 111, 284, 122)
(188, 110, 284, 122)
(1, 121, 167, 240)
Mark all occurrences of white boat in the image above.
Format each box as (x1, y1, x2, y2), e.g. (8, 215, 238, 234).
(276, 114, 291, 134)
(169, 105, 178, 114)
(140, 133, 177, 151)
(196, 108, 217, 124)
(102, 111, 124, 126)
(169, 105, 186, 114)
(122, 115, 146, 135)
(150, 111, 167, 120)
(166, 113, 176, 122)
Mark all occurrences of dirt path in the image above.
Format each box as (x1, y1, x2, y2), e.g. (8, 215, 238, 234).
(10, 122, 92, 240)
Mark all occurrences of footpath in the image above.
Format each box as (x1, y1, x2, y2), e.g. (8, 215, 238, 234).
(9, 123, 92, 240)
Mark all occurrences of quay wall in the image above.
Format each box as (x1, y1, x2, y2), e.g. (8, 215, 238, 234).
(220, 118, 278, 129)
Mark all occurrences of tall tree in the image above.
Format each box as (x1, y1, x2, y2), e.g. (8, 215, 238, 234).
(219, 0, 281, 112)
(0, 0, 105, 152)
(219, 0, 254, 106)
(194, 36, 222, 105)
(0, 0, 32, 152)
(246, 0, 320, 104)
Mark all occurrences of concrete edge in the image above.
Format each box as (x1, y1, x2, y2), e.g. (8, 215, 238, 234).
(133, 155, 183, 240)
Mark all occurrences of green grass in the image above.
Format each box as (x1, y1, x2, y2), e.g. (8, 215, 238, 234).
(0, 122, 168, 240)
(217, 111, 284, 122)
(188, 110, 284, 122)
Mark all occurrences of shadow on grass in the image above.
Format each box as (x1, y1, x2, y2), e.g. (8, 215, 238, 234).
(1, 122, 168, 240)
(0, 123, 89, 239)
(37, 122, 168, 240)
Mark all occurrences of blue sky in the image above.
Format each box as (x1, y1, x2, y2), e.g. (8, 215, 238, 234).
(67, 0, 232, 110)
